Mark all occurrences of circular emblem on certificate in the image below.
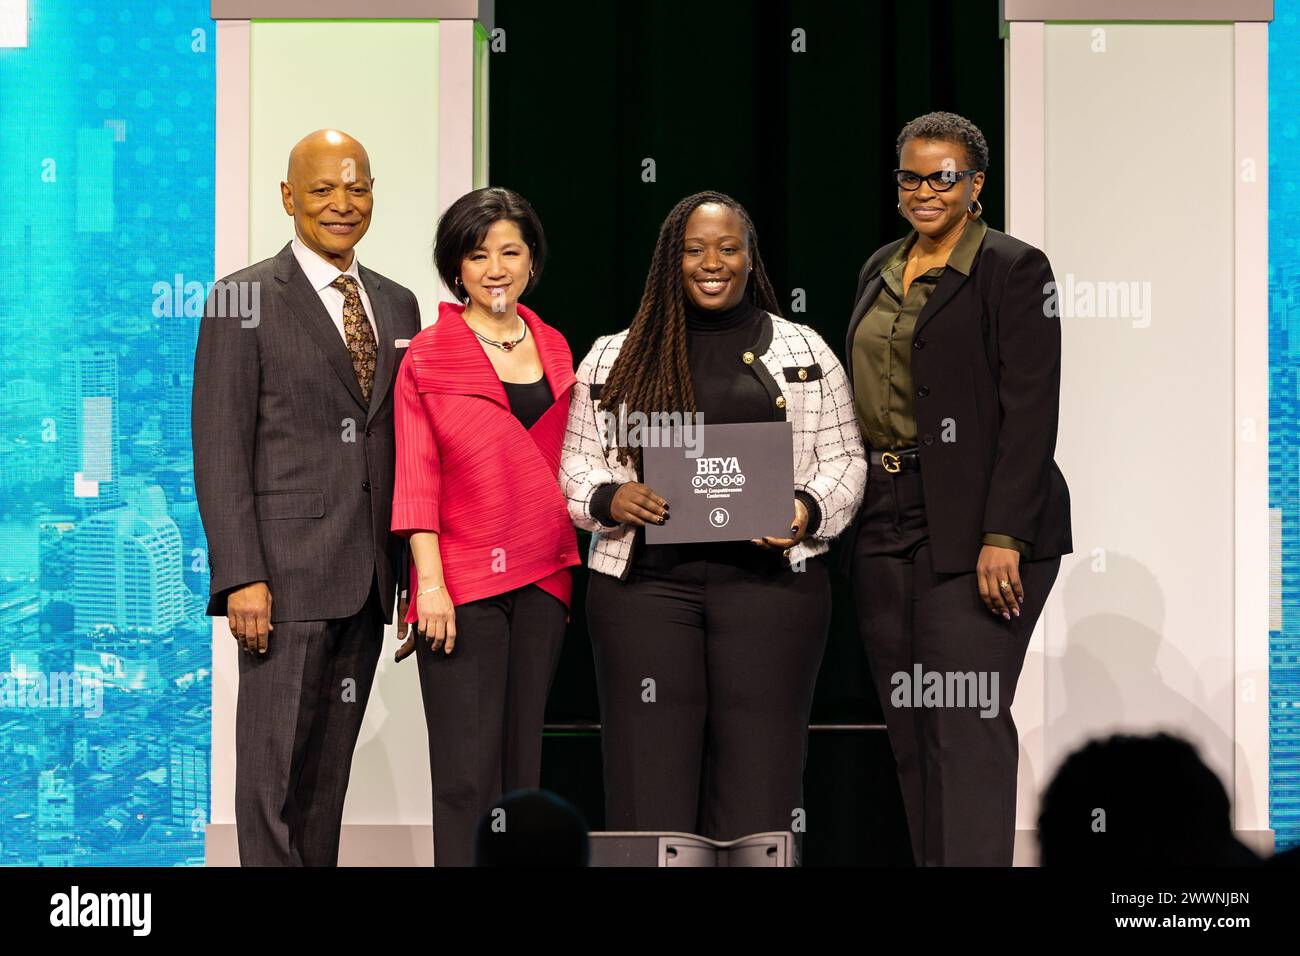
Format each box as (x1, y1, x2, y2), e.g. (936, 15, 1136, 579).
(709, 508, 730, 528)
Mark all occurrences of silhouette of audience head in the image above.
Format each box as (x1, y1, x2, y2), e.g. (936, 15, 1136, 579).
(1038, 732, 1257, 866)
(474, 789, 590, 867)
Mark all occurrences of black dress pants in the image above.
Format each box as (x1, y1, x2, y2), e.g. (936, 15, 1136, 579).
(586, 555, 831, 854)
(851, 462, 1060, 866)
(414, 583, 567, 866)
(235, 576, 384, 867)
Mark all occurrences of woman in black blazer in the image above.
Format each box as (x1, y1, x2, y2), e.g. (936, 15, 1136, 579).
(846, 111, 1071, 866)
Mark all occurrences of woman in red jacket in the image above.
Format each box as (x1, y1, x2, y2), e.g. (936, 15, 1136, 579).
(391, 187, 580, 866)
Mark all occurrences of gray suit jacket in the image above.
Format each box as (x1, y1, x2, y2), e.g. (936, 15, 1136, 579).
(192, 241, 422, 623)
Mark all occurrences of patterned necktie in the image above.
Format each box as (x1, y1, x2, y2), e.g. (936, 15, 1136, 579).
(331, 274, 378, 402)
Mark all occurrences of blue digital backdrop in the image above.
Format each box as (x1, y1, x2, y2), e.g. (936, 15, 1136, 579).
(0, 1, 214, 865)
(1269, 0, 1300, 853)
(0, 0, 1297, 865)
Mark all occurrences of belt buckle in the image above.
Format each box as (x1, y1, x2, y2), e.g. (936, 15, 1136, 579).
(880, 451, 901, 474)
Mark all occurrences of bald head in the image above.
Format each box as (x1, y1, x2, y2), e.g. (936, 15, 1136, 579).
(286, 129, 371, 183)
(281, 129, 375, 269)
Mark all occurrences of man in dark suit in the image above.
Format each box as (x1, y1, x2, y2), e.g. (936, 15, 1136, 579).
(193, 129, 421, 866)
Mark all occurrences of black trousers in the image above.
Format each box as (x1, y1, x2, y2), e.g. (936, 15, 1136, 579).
(235, 576, 385, 867)
(851, 462, 1060, 866)
(414, 583, 567, 867)
(586, 556, 831, 852)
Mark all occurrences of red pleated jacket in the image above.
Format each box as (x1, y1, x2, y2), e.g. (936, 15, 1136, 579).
(391, 301, 580, 621)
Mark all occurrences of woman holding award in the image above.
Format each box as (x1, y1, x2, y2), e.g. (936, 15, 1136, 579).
(561, 191, 866, 853)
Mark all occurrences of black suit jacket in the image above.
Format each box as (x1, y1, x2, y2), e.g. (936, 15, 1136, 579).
(844, 225, 1072, 573)
(192, 242, 422, 623)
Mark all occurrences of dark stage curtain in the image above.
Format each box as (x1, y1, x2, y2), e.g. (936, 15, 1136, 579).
(488, 0, 1006, 864)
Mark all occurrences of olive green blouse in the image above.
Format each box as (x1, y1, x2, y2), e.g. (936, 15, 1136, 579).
(852, 218, 1026, 554)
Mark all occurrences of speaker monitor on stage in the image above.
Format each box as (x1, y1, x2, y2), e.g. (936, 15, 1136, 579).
(588, 832, 794, 867)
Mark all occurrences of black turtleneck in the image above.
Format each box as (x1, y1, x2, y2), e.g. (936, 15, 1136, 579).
(683, 294, 759, 331)
(681, 297, 773, 424)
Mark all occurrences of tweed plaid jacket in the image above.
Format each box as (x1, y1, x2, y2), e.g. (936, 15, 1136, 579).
(560, 312, 867, 580)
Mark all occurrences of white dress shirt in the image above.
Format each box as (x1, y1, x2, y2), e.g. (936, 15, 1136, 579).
(291, 235, 378, 343)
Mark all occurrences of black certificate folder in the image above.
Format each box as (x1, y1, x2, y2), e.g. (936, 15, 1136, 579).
(642, 421, 795, 545)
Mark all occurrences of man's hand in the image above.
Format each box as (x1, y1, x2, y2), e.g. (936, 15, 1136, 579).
(227, 581, 273, 654)
(397, 587, 410, 641)
(395, 633, 417, 662)
(394, 586, 415, 662)
(610, 482, 669, 526)
(976, 545, 1023, 620)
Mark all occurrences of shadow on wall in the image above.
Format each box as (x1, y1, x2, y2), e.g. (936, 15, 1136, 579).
(1019, 552, 1244, 829)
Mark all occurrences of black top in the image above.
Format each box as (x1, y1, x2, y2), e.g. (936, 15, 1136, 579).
(503, 375, 553, 431)
(682, 298, 773, 424)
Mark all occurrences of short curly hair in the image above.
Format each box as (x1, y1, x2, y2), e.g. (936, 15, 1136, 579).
(896, 111, 989, 173)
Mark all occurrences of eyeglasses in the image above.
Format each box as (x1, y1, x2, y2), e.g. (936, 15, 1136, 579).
(894, 168, 980, 192)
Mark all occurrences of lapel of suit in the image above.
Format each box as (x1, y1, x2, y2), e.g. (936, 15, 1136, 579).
(844, 233, 974, 371)
(358, 264, 396, 424)
(914, 219, 986, 336)
(273, 242, 368, 411)
(520, 304, 576, 405)
(418, 303, 575, 434)
(913, 265, 970, 338)
(419, 303, 511, 410)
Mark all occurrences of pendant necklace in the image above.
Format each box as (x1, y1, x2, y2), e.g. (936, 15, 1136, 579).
(470, 317, 527, 352)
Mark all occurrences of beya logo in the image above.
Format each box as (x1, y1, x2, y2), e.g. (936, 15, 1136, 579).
(692, 456, 747, 490)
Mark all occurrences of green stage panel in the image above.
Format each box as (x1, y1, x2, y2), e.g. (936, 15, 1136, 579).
(248, 20, 442, 320)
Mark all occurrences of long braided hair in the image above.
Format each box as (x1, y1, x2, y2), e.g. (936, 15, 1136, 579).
(601, 191, 783, 468)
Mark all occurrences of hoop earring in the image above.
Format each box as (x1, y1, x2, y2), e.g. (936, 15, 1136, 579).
(969, 198, 983, 220)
